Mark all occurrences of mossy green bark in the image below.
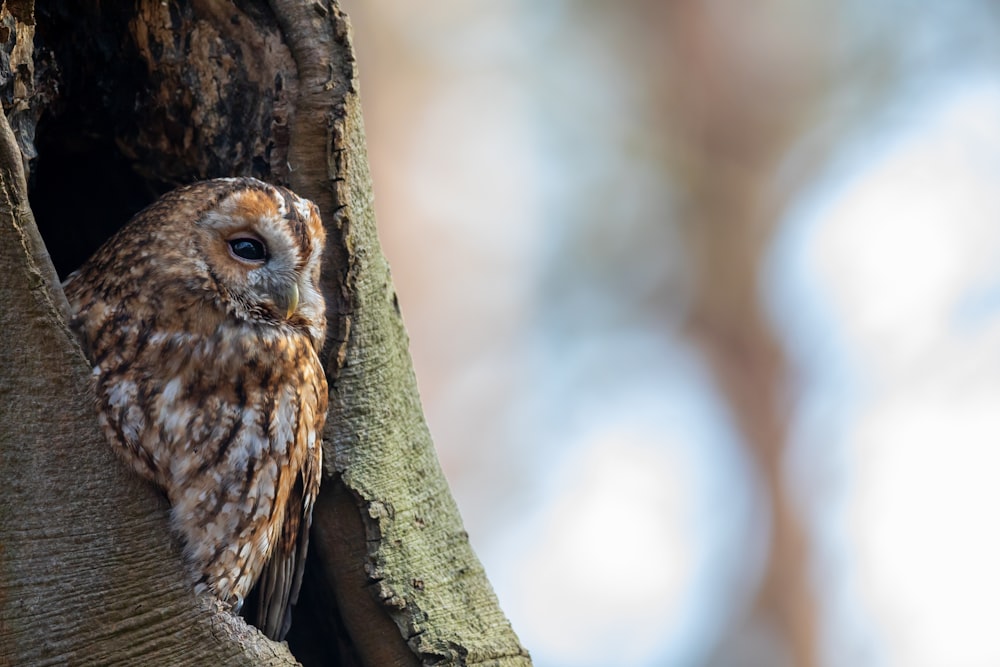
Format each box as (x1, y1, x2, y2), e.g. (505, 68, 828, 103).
(276, 3, 531, 663)
(322, 88, 531, 667)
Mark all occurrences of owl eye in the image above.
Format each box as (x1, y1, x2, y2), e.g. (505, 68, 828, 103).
(228, 238, 268, 262)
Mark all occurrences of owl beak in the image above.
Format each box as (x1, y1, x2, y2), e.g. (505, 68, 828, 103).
(283, 282, 300, 319)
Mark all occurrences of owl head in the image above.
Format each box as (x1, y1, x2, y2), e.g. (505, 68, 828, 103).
(191, 178, 327, 346)
(65, 177, 328, 351)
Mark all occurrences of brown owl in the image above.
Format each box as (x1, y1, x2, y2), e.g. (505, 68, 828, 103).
(62, 177, 328, 641)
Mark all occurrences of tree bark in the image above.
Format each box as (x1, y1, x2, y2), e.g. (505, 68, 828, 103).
(0, 2, 528, 665)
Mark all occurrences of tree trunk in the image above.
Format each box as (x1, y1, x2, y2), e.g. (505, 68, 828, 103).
(652, 4, 825, 665)
(0, 2, 529, 665)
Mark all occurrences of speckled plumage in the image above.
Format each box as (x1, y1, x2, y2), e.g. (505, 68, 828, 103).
(62, 177, 328, 640)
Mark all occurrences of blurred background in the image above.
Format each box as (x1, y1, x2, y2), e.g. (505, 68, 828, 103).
(338, 2, 1000, 666)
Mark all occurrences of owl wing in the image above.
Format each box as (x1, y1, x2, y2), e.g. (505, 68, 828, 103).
(251, 465, 316, 640)
(250, 371, 325, 641)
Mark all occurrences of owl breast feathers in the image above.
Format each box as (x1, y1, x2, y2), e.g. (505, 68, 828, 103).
(62, 177, 328, 641)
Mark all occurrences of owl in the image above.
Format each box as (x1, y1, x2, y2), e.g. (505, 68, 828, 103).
(62, 177, 328, 641)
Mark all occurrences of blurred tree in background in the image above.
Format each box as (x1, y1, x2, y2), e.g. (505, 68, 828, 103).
(342, 1, 1000, 666)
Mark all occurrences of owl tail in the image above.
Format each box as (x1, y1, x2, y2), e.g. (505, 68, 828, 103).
(247, 475, 311, 641)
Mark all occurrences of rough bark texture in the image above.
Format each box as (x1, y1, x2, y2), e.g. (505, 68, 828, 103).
(0, 1, 528, 665)
(271, 4, 530, 665)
